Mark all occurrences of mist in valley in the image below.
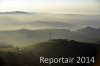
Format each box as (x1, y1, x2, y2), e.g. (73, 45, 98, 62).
(0, 13, 100, 31)
(0, 0, 100, 66)
(0, 13, 100, 46)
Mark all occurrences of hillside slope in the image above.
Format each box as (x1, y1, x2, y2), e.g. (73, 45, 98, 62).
(0, 39, 99, 66)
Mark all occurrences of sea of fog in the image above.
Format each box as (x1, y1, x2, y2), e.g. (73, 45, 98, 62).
(0, 13, 100, 31)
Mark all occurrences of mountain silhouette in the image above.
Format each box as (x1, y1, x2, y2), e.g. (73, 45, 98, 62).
(0, 11, 31, 14)
(0, 27, 100, 45)
(75, 26, 100, 42)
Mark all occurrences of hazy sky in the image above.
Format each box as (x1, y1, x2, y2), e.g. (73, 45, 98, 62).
(0, 0, 99, 13)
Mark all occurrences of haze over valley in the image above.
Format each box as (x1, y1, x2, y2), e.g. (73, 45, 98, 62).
(0, 0, 100, 66)
(0, 12, 100, 31)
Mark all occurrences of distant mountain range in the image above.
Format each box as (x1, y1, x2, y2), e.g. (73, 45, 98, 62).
(0, 11, 32, 14)
(0, 11, 99, 15)
(74, 27, 100, 43)
(0, 27, 100, 45)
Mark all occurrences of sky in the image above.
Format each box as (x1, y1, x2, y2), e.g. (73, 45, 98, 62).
(0, 0, 100, 13)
